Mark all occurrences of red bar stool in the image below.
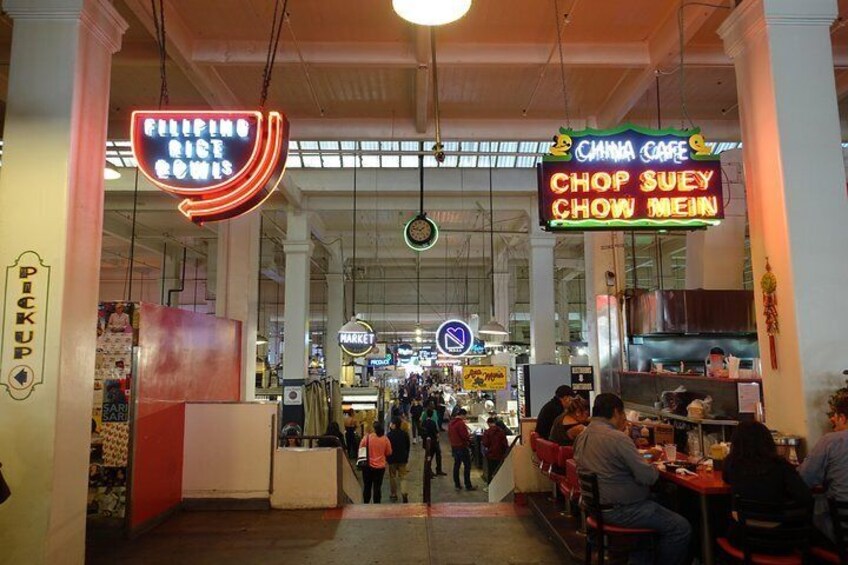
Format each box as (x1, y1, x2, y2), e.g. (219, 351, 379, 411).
(578, 472, 656, 565)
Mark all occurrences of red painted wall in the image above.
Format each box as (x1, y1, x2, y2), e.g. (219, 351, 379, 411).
(130, 304, 241, 530)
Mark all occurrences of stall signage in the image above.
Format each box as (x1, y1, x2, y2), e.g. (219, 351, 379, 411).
(538, 125, 723, 231)
(339, 320, 377, 357)
(396, 343, 415, 362)
(367, 354, 394, 368)
(436, 319, 474, 357)
(1, 252, 51, 401)
(468, 338, 487, 357)
(131, 110, 290, 224)
(462, 366, 508, 391)
(570, 365, 595, 401)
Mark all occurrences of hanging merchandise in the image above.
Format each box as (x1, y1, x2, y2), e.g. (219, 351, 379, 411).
(130, 0, 291, 224)
(761, 259, 779, 370)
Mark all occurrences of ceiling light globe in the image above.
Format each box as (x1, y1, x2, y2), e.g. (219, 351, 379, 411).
(392, 0, 472, 26)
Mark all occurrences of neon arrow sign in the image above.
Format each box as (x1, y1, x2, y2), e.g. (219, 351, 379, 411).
(131, 110, 290, 224)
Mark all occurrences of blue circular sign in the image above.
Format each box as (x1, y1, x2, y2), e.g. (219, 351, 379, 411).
(436, 319, 474, 357)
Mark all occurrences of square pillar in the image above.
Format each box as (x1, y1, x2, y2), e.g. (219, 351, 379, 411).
(325, 243, 345, 383)
(529, 232, 557, 364)
(719, 0, 848, 442)
(686, 151, 747, 290)
(282, 210, 313, 426)
(584, 232, 625, 392)
(216, 213, 261, 401)
(0, 1, 127, 562)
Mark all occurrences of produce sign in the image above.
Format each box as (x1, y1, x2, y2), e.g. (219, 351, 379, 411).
(462, 366, 508, 391)
(131, 110, 290, 224)
(538, 125, 723, 230)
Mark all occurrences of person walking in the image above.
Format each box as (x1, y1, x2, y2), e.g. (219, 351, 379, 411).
(343, 409, 358, 459)
(422, 408, 446, 476)
(360, 422, 392, 504)
(387, 416, 411, 503)
(410, 399, 424, 444)
(448, 409, 476, 491)
(481, 416, 509, 484)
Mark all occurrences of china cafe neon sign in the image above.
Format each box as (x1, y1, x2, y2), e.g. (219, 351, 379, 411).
(130, 110, 290, 224)
(537, 125, 724, 230)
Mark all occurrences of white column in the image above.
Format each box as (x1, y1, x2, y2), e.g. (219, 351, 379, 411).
(493, 249, 511, 329)
(557, 273, 571, 343)
(686, 151, 747, 289)
(719, 0, 848, 443)
(216, 213, 261, 401)
(584, 232, 625, 390)
(282, 210, 313, 423)
(529, 231, 557, 364)
(325, 243, 345, 382)
(0, 1, 126, 562)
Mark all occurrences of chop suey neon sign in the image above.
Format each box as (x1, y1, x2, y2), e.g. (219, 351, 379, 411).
(131, 110, 290, 224)
(538, 125, 724, 230)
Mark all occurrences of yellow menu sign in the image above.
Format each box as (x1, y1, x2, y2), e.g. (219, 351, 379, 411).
(462, 366, 508, 391)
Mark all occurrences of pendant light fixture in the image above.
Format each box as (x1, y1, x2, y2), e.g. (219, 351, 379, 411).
(478, 162, 509, 338)
(392, 0, 472, 26)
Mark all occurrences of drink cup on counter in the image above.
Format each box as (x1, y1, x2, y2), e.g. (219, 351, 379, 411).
(664, 444, 677, 461)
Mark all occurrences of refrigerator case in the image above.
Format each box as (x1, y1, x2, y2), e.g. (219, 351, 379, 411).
(518, 364, 572, 418)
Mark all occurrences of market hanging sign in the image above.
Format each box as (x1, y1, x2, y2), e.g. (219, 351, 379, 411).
(338, 320, 377, 357)
(538, 125, 724, 231)
(131, 110, 290, 224)
(1, 251, 51, 401)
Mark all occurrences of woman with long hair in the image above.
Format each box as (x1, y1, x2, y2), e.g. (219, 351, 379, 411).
(723, 421, 812, 553)
(549, 395, 589, 446)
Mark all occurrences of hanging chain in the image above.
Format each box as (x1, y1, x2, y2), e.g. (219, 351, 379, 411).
(352, 160, 357, 316)
(259, 0, 290, 109)
(151, 0, 169, 108)
(430, 27, 445, 163)
(554, 0, 571, 127)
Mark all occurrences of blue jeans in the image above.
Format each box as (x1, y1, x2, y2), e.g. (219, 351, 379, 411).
(603, 500, 691, 565)
(452, 447, 472, 489)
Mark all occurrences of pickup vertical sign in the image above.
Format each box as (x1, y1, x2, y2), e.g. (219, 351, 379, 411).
(1, 251, 50, 400)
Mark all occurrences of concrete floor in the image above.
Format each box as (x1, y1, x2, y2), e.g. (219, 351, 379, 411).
(87, 504, 567, 564)
(390, 432, 489, 504)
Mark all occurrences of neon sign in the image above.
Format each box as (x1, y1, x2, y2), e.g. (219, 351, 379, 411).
(339, 320, 377, 357)
(131, 110, 290, 224)
(539, 125, 723, 230)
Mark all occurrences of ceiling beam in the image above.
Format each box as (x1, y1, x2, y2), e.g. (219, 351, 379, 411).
(597, 2, 723, 128)
(190, 40, 651, 68)
(122, 0, 241, 108)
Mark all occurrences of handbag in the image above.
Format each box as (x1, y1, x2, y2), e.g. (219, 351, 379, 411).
(356, 435, 371, 470)
(0, 463, 10, 505)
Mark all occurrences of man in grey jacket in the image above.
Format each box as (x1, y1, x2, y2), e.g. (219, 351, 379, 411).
(575, 393, 691, 565)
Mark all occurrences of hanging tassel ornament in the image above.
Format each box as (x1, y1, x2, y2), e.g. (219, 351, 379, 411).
(760, 258, 779, 370)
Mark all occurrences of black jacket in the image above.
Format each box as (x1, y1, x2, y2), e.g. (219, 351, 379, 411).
(535, 397, 565, 440)
(422, 418, 440, 441)
(387, 428, 411, 464)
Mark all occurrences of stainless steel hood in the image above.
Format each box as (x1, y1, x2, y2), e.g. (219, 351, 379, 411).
(627, 290, 756, 336)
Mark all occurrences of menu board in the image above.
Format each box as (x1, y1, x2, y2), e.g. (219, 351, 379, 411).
(737, 381, 761, 414)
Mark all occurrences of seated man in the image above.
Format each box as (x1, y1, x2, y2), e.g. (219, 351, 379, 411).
(534, 385, 574, 440)
(799, 395, 848, 543)
(574, 393, 691, 565)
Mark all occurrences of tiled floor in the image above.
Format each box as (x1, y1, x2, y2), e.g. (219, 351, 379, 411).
(86, 503, 567, 564)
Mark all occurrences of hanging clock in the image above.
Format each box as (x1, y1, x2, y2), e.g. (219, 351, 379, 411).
(404, 213, 439, 252)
